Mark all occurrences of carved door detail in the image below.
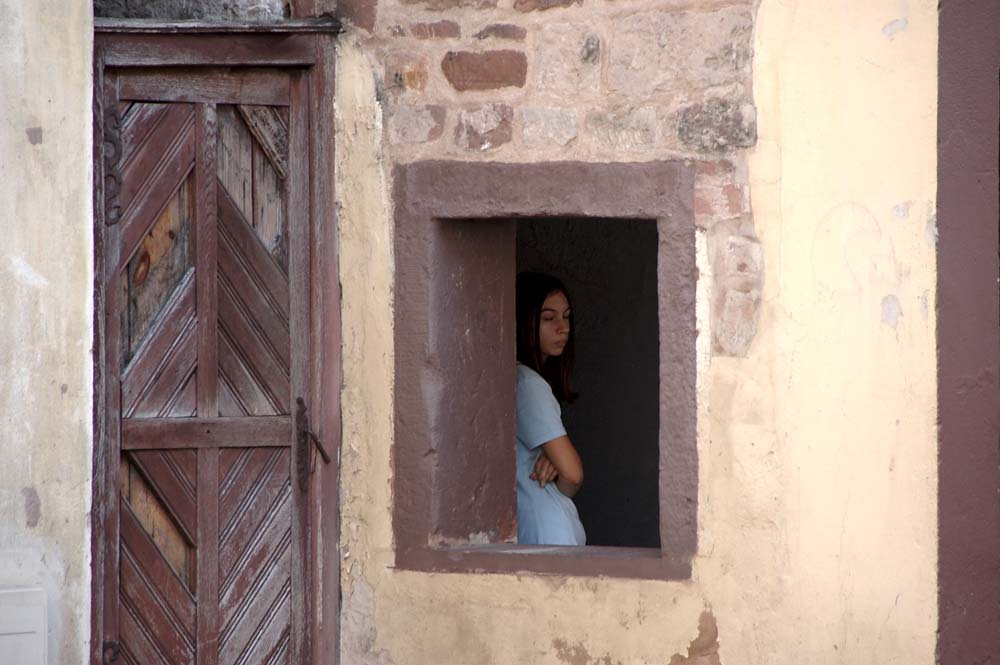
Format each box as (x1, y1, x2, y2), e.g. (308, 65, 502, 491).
(101, 68, 311, 665)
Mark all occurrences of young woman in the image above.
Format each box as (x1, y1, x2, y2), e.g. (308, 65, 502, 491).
(515, 272, 586, 546)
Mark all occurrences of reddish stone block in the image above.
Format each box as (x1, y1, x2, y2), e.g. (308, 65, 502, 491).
(410, 20, 461, 39)
(336, 0, 376, 31)
(694, 159, 747, 223)
(695, 159, 734, 177)
(441, 51, 527, 91)
(723, 183, 746, 216)
(694, 194, 714, 218)
(514, 0, 580, 11)
(474, 23, 527, 41)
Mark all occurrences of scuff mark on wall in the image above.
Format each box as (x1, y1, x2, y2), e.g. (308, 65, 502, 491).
(21, 487, 40, 527)
(882, 17, 909, 38)
(925, 214, 938, 247)
(881, 294, 903, 328)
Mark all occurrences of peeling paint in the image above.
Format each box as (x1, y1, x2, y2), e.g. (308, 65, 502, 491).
(668, 610, 722, 665)
(7, 256, 49, 288)
(341, 569, 395, 665)
(552, 638, 620, 665)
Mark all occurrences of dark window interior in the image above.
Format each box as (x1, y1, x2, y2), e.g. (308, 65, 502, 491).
(516, 217, 660, 548)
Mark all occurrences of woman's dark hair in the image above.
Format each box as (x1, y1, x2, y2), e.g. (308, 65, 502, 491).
(516, 272, 577, 403)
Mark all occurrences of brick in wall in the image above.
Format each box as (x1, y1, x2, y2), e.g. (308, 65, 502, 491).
(514, 0, 581, 12)
(442, 51, 528, 91)
(475, 24, 527, 41)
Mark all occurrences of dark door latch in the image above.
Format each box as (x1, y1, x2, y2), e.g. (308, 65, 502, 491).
(295, 397, 331, 491)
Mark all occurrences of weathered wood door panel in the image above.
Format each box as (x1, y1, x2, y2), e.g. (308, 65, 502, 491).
(101, 68, 311, 665)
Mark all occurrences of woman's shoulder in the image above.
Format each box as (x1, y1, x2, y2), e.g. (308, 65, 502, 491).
(516, 362, 542, 382)
(516, 363, 554, 395)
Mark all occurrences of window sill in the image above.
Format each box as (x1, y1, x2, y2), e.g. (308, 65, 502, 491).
(396, 544, 691, 580)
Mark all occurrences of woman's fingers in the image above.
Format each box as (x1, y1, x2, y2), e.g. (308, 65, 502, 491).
(534, 454, 558, 487)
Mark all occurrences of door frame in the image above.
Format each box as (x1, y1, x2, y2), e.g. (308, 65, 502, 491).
(937, 2, 1000, 661)
(90, 20, 342, 665)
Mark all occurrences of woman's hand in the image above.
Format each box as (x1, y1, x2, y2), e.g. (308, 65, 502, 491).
(530, 452, 559, 488)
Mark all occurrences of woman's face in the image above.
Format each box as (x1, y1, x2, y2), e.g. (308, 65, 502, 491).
(538, 290, 571, 362)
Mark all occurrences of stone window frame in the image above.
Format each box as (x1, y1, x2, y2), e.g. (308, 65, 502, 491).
(392, 160, 697, 579)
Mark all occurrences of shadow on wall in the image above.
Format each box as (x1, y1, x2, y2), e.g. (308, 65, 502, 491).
(517, 217, 660, 548)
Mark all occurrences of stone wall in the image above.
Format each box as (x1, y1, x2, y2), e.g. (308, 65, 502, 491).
(365, 0, 763, 354)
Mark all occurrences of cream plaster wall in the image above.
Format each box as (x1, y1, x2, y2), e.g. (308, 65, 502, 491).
(0, 1, 94, 664)
(335, 0, 938, 662)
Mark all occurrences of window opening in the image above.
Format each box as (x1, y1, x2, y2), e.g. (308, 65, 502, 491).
(516, 217, 660, 548)
(392, 160, 696, 579)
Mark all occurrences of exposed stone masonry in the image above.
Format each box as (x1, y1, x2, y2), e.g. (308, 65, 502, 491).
(366, 0, 762, 356)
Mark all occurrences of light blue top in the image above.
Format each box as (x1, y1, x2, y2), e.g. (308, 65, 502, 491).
(516, 364, 586, 546)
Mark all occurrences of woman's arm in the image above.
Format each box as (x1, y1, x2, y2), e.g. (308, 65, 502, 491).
(538, 435, 583, 497)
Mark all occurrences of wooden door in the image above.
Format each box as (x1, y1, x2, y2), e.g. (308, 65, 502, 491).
(99, 67, 313, 665)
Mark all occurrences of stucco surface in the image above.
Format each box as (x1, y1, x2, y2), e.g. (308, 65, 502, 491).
(0, 1, 93, 664)
(336, 0, 938, 662)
